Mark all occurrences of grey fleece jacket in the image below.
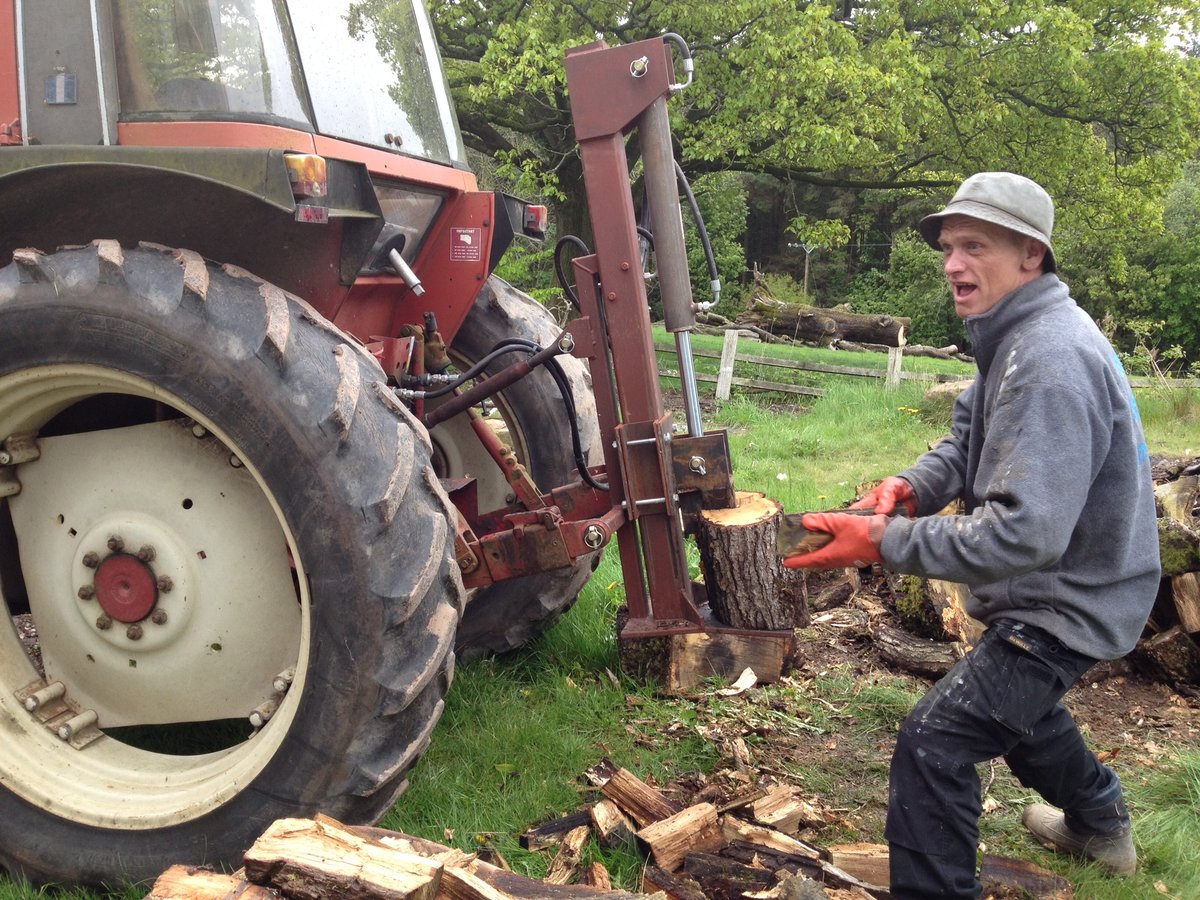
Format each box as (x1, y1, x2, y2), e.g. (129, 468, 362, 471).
(879, 273, 1160, 660)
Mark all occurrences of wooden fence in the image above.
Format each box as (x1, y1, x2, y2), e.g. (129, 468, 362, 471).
(656, 330, 962, 400)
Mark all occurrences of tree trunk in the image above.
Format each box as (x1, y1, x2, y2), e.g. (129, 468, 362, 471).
(696, 491, 807, 630)
(737, 297, 909, 346)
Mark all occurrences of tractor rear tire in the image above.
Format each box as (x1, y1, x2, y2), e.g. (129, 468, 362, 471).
(0, 242, 462, 887)
(444, 277, 601, 660)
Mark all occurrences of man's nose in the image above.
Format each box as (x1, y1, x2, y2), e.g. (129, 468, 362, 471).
(943, 248, 964, 274)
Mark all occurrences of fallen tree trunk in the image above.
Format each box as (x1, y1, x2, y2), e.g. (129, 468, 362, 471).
(738, 298, 910, 346)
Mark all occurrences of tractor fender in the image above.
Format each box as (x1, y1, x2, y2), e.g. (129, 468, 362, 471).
(0, 146, 383, 309)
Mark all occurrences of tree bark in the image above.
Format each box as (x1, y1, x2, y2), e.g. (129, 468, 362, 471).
(738, 298, 910, 346)
(696, 491, 807, 630)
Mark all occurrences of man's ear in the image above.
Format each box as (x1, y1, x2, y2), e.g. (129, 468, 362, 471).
(1022, 239, 1048, 272)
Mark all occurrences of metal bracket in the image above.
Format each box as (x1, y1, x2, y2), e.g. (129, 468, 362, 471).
(16, 679, 104, 749)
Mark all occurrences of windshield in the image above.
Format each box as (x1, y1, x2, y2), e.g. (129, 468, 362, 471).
(112, 0, 467, 166)
(292, 1, 466, 165)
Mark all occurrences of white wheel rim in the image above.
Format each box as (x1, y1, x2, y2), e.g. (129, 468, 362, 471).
(0, 365, 310, 828)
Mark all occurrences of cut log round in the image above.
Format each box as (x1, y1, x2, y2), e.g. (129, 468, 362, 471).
(696, 491, 807, 630)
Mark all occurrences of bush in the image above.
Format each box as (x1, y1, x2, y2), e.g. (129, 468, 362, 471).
(847, 231, 966, 348)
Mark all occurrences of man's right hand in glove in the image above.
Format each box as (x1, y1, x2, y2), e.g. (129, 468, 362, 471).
(852, 476, 917, 517)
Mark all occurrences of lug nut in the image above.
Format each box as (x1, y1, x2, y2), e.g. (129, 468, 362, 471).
(95, 614, 112, 631)
(126, 624, 143, 641)
(82, 551, 100, 569)
(137, 544, 156, 562)
(229, 454, 243, 468)
(192, 423, 207, 438)
(157, 575, 174, 593)
(77, 585, 95, 601)
(150, 608, 168, 626)
(107, 534, 125, 553)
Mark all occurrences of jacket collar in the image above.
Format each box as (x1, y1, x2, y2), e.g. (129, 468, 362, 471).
(964, 273, 1072, 374)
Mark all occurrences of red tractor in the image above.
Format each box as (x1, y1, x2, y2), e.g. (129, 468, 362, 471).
(0, 1, 785, 887)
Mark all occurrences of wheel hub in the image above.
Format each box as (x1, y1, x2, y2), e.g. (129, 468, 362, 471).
(94, 553, 158, 623)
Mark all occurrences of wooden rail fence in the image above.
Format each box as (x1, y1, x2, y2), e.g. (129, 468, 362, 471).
(655, 330, 962, 401)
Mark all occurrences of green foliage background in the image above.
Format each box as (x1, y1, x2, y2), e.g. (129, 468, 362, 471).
(349, 0, 1200, 363)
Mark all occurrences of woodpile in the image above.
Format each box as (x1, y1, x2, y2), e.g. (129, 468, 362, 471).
(147, 761, 1072, 900)
(1131, 458, 1200, 692)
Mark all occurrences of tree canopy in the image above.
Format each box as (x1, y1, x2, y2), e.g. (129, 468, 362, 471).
(348, 0, 1200, 359)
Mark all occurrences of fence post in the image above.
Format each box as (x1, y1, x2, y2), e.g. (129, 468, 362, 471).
(885, 326, 907, 390)
(716, 329, 739, 401)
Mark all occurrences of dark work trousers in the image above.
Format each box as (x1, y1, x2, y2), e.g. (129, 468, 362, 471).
(885, 619, 1130, 899)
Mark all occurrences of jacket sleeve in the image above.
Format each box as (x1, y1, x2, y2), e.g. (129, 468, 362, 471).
(880, 378, 1109, 586)
(895, 381, 973, 515)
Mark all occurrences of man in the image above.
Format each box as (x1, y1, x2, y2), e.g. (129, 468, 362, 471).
(783, 172, 1160, 899)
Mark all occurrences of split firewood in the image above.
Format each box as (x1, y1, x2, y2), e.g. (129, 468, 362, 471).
(437, 866, 510, 900)
(519, 810, 592, 851)
(697, 490, 807, 630)
(642, 864, 708, 900)
(1173, 572, 1200, 633)
(748, 785, 825, 833)
(147, 865, 280, 899)
(680, 851, 774, 900)
(590, 798, 636, 848)
(806, 568, 860, 613)
(721, 817, 821, 860)
(1158, 515, 1200, 576)
(242, 817, 442, 900)
(828, 842, 1074, 898)
(870, 621, 963, 679)
(1156, 474, 1199, 522)
(636, 802, 725, 872)
(1133, 626, 1200, 687)
(585, 759, 682, 827)
(576, 861, 613, 890)
(544, 824, 590, 885)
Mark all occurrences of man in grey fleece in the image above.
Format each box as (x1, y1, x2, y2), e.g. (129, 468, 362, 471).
(782, 172, 1160, 898)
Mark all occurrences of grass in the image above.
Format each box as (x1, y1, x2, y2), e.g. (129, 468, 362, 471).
(3, 340, 1198, 898)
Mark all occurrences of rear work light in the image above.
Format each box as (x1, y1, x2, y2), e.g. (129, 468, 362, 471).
(523, 204, 549, 239)
(284, 153, 328, 199)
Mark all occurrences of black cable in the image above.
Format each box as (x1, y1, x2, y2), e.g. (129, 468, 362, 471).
(554, 235, 591, 311)
(675, 159, 719, 293)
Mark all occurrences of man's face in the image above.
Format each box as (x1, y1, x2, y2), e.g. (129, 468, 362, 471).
(937, 215, 1046, 318)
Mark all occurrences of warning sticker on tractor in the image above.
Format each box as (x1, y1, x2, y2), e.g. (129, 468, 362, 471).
(450, 227, 483, 262)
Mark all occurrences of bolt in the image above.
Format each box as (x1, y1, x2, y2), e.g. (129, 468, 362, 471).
(191, 423, 207, 438)
(583, 524, 605, 549)
(630, 56, 649, 77)
(689, 455, 707, 475)
(156, 575, 174, 593)
(606, 291, 617, 301)
(81, 551, 100, 569)
(150, 608, 168, 626)
(620, 261, 631, 271)
(557, 333, 575, 354)
(137, 544, 156, 563)
(229, 454, 243, 468)
(95, 614, 113, 631)
(126, 624, 143, 641)
(107, 534, 124, 553)
(0, 451, 10, 465)
(77, 585, 95, 601)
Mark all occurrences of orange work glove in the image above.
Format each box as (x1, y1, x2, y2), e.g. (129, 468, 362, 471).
(781, 511, 889, 570)
(851, 476, 918, 517)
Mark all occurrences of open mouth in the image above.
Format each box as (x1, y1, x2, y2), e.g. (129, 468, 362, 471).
(953, 283, 977, 301)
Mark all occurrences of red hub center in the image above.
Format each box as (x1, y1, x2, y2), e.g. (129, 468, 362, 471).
(94, 553, 159, 623)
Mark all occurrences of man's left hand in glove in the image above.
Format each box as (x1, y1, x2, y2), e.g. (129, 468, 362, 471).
(781, 511, 889, 570)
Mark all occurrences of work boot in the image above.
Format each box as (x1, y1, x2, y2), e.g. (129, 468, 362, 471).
(1022, 803, 1136, 875)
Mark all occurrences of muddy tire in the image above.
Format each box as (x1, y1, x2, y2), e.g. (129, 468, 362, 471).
(439, 277, 601, 660)
(0, 243, 463, 887)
